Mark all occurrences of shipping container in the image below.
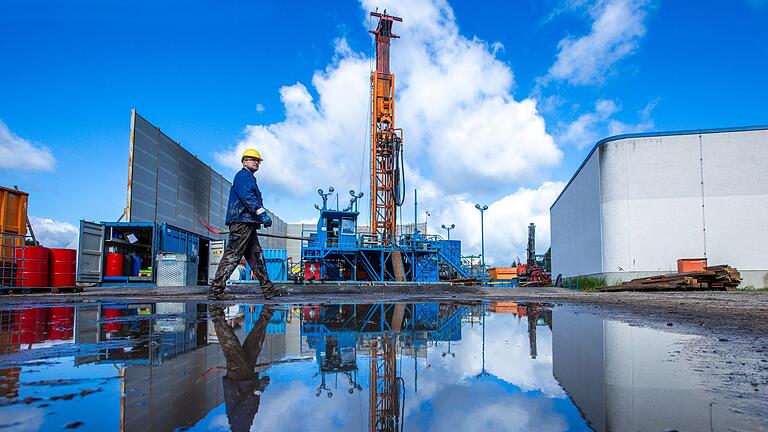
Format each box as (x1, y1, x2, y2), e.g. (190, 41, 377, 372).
(0, 187, 28, 236)
(0, 187, 28, 268)
(77, 220, 211, 286)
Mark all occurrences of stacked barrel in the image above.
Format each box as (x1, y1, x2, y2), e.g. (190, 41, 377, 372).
(13, 246, 77, 289)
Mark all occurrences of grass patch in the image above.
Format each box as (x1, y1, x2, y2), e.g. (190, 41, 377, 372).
(564, 276, 608, 292)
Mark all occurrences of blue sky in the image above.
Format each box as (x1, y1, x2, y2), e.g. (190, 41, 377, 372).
(1, 0, 766, 263)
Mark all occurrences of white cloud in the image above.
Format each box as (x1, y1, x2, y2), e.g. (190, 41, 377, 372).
(215, 0, 561, 199)
(557, 98, 656, 149)
(544, 0, 650, 86)
(213, 0, 566, 263)
(213, 41, 372, 197)
(256, 103, 266, 113)
(425, 181, 565, 266)
(0, 120, 55, 171)
(558, 99, 619, 149)
(29, 216, 78, 248)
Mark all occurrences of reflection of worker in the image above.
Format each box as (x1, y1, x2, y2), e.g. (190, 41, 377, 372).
(209, 149, 281, 300)
(210, 304, 274, 432)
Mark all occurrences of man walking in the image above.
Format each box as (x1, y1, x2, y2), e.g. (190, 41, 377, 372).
(209, 149, 281, 300)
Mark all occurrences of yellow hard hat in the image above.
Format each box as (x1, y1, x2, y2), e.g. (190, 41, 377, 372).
(241, 149, 263, 162)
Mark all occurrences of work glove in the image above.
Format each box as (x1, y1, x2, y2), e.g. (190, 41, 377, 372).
(259, 212, 273, 228)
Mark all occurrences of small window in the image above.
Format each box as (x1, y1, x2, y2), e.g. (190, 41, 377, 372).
(341, 218, 355, 235)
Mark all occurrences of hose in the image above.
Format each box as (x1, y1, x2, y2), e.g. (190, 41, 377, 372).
(394, 137, 406, 207)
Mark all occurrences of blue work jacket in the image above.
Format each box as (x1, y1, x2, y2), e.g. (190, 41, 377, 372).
(225, 168, 264, 225)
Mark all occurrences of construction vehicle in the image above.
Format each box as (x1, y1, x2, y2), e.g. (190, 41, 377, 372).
(519, 223, 551, 286)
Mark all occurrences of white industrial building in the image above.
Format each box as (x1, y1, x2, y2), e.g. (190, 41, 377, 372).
(550, 126, 768, 288)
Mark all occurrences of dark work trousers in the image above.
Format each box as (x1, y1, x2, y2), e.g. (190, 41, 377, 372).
(210, 222, 270, 292)
(211, 305, 274, 432)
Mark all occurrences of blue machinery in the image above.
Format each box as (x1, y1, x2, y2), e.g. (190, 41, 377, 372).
(301, 191, 477, 283)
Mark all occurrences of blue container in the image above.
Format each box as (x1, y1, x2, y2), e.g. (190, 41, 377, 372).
(245, 249, 287, 281)
(131, 255, 141, 276)
(161, 224, 199, 258)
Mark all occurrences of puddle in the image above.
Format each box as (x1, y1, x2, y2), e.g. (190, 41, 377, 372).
(0, 302, 764, 431)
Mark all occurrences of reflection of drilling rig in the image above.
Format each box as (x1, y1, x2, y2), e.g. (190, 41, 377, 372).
(368, 17, 405, 427)
(370, 10, 405, 246)
(370, 334, 401, 432)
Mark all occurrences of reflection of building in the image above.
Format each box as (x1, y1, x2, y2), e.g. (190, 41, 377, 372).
(552, 311, 747, 431)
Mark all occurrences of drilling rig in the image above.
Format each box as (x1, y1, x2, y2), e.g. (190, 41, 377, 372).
(369, 10, 405, 246)
(300, 11, 471, 284)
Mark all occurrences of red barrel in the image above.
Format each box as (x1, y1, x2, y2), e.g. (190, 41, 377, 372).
(49, 248, 77, 287)
(101, 307, 123, 333)
(105, 253, 124, 277)
(47, 306, 74, 340)
(15, 246, 49, 287)
(18, 308, 47, 344)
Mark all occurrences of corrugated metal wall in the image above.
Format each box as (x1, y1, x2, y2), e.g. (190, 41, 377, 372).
(126, 110, 286, 248)
(127, 110, 230, 238)
(551, 128, 768, 287)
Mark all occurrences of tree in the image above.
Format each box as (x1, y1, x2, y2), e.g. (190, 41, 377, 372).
(544, 247, 551, 273)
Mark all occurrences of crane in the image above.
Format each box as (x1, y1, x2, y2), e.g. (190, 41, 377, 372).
(369, 10, 405, 246)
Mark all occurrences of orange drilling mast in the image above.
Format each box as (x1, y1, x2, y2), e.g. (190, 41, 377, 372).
(369, 10, 405, 246)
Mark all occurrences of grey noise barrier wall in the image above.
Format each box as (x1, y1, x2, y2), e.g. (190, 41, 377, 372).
(126, 109, 229, 237)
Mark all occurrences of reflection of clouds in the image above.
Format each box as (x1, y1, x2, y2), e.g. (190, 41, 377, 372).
(197, 312, 577, 431)
(408, 380, 570, 432)
(0, 406, 45, 431)
(412, 313, 565, 400)
(484, 314, 565, 397)
(253, 367, 368, 431)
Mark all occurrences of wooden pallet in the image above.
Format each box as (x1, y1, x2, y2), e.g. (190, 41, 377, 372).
(600, 265, 741, 292)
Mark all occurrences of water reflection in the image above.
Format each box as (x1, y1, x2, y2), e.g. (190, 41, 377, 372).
(0, 301, 763, 431)
(211, 304, 272, 432)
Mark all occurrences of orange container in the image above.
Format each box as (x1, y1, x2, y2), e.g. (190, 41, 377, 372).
(1, 187, 28, 265)
(677, 258, 707, 273)
(488, 267, 518, 280)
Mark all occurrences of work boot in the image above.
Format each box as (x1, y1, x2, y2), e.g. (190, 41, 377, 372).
(208, 286, 236, 301)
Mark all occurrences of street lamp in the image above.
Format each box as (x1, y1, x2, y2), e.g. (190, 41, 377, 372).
(474, 204, 488, 283)
(441, 223, 455, 240)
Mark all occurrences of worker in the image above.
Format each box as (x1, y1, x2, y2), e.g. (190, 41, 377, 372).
(209, 148, 281, 300)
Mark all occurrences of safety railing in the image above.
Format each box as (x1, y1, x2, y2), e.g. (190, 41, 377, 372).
(1, 232, 35, 288)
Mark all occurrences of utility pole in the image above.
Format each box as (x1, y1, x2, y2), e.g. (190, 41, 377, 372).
(475, 204, 488, 284)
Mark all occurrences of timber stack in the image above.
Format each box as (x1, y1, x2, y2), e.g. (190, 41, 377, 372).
(600, 265, 741, 292)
